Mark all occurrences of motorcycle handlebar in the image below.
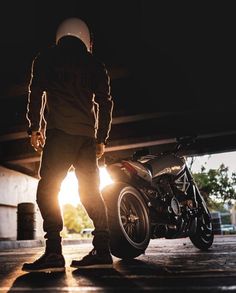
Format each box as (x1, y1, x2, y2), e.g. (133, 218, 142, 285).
(115, 136, 198, 163)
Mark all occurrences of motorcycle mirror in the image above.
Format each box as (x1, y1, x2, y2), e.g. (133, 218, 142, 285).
(176, 135, 197, 146)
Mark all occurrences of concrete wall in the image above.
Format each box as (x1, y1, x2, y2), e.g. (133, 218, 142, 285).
(0, 166, 44, 240)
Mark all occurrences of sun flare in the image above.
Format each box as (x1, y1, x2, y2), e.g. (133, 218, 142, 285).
(59, 167, 113, 207)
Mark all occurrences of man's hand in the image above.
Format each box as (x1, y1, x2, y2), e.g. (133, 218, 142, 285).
(30, 131, 45, 153)
(96, 143, 105, 159)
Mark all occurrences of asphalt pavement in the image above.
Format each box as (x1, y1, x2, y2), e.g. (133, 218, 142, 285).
(1, 235, 236, 292)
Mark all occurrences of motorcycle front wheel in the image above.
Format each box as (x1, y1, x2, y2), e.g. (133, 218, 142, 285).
(189, 204, 214, 250)
(102, 182, 151, 259)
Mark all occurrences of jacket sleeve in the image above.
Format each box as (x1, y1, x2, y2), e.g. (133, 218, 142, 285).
(26, 53, 46, 134)
(94, 62, 114, 144)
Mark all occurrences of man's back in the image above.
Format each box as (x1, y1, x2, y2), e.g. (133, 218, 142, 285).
(28, 36, 112, 139)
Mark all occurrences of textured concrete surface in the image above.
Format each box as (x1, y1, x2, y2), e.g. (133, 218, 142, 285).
(1, 235, 236, 292)
(0, 238, 92, 250)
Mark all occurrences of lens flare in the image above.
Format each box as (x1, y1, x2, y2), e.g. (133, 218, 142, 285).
(59, 167, 113, 207)
(99, 166, 114, 190)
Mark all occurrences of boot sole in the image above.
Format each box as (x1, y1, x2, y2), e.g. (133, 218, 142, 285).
(22, 267, 65, 273)
(70, 264, 113, 269)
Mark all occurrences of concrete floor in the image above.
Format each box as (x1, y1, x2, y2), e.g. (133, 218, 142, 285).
(0, 235, 236, 292)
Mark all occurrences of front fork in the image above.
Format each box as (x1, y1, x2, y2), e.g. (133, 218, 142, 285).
(186, 167, 209, 215)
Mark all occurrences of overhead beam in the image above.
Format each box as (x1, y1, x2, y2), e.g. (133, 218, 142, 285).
(0, 112, 167, 142)
(1, 108, 235, 142)
(3, 130, 236, 164)
(0, 131, 27, 142)
(1, 162, 40, 178)
(106, 137, 176, 152)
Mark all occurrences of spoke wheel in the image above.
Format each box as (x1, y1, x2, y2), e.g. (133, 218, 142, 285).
(118, 187, 150, 249)
(102, 182, 151, 259)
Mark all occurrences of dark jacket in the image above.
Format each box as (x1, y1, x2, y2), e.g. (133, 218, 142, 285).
(26, 36, 113, 144)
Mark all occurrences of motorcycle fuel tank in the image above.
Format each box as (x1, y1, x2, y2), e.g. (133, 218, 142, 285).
(146, 154, 185, 178)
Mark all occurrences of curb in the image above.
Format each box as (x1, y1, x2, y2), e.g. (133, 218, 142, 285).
(0, 238, 92, 250)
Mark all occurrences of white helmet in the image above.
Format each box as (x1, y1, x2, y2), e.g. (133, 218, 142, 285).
(56, 17, 92, 52)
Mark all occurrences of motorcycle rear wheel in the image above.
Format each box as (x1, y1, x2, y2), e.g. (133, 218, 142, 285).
(189, 205, 214, 250)
(102, 182, 151, 259)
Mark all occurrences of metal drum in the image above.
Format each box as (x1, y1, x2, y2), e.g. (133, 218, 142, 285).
(17, 202, 36, 240)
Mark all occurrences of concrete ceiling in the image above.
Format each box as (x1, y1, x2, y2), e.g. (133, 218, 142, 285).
(0, 1, 236, 177)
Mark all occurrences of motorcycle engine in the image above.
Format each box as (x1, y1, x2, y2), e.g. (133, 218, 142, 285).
(149, 176, 197, 239)
(170, 197, 181, 216)
(147, 176, 182, 223)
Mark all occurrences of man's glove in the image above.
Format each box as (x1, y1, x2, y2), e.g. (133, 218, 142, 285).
(29, 131, 45, 153)
(96, 143, 105, 159)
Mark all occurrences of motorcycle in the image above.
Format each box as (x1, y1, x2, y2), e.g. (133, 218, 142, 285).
(102, 136, 214, 259)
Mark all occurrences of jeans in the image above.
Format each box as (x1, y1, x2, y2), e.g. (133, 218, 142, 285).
(36, 129, 109, 252)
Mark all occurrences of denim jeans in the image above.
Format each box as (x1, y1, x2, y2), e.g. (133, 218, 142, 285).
(36, 129, 109, 251)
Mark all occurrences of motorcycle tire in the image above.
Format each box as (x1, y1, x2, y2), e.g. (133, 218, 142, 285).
(189, 205, 214, 251)
(102, 182, 151, 259)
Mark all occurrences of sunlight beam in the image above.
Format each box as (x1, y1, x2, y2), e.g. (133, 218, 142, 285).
(59, 167, 113, 207)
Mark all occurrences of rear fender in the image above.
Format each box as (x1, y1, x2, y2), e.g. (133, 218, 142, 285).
(106, 163, 132, 183)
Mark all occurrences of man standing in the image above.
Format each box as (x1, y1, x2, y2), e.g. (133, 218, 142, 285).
(22, 17, 114, 272)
